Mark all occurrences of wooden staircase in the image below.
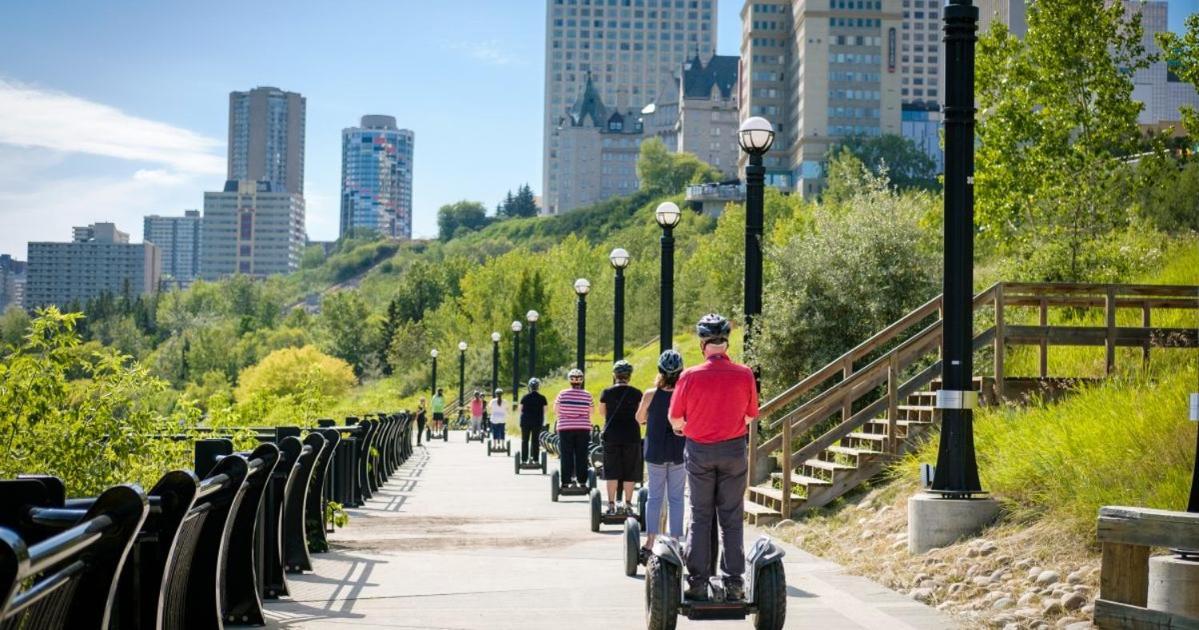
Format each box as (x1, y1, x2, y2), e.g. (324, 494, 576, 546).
(743, 282, 1199, 525)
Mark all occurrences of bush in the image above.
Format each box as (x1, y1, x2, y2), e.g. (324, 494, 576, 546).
(235, 345, 357, 403)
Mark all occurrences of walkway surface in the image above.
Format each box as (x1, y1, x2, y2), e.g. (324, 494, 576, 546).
(264, 433, 957, 629)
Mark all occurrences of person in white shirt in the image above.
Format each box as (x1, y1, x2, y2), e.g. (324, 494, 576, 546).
(488, 389, 508, 449)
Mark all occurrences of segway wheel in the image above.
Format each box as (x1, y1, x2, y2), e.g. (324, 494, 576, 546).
(487, 443, 492, 457)
(623, 517, 641, 577)
(638, 487, 648, 530)
(514, 452, 521, 475)
(443, 429, 448, 442)
(753, 561, 787, 630)
(587, 468, 597, 490)
(645, 554, 680, 630)
(426, 428, 431, 442)
(505, 440, 511, 456)
(551, 470, 561, 503)
(589, 489, 601, 533)
(540, 451, 547, 475)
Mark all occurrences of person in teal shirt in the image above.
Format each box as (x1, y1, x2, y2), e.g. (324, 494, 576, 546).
(431, 388, 446, 437)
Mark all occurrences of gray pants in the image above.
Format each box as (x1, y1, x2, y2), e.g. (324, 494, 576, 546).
(684, 437, 747, 585)
(646, 461, 686, 537)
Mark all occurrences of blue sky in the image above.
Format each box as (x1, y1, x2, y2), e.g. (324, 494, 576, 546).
(0, 0, 1194, 255)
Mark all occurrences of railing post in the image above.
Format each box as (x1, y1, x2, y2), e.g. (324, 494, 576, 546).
(1039, 296, 1048, 378)
(748, 420, 758, 488)
(1141, 299, 1151, 369)
(841, 357, 853, 421)
(781, 413, 793, 517)
(887, 353, 899, 453)
(937, 299, 944, 360)
(994, 284, 1005, 401)
(1105, 286, 1117, 375)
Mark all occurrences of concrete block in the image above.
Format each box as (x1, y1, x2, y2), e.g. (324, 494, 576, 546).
(907, 493, 1001, 554)
(1147, 555, 1199, 619)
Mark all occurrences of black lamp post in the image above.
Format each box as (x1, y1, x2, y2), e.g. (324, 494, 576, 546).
(655, 202, 681, 353)
(574, 278, 591, 370)
(931, 0, 984, 498)
(457, 341, 467, 422)
(430, 348, 438, 395)
(527, 310, 539, 381)
(609, 247, 630, 361)
(511, 320, 523, 402)
(491, 332, 501, 395)
(737, 116, 775, 353)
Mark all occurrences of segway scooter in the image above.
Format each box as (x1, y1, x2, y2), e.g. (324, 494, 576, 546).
(465, 413, 486, 443)
(549, 467, 597, 502)
(486, 438, 511, 456)
(589, 484, 647, 533)
(624, 498, 669, 576)
(645, 535, 787, 630)
(514, 449, 548, 475)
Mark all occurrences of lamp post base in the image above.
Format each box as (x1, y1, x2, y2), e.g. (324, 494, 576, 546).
(907, 493, 1000, 554)
(1148, 555, 1199, 618)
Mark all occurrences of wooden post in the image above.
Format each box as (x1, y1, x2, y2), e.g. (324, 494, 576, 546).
(1039, 296, 1048, 378)
(887, 353, 899, 453)
(1141, 300, 1151, 369)
(781, 413, 793, 517)
(841, 357, 853, 422)
(1105, 287, 1117, 376)
(937, 302, 944, 360)
(1099, 542, 1150, 608)
(994, 284, 1005, 401)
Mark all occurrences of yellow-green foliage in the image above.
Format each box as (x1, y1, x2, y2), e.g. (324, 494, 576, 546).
(235, 346, 357, 426)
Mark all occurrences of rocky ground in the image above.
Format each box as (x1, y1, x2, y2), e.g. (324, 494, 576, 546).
(770, 483, 1102, 630)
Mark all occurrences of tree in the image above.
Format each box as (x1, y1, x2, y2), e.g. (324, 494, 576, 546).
(234, 345, 356, 403)
(437, 200, 491, 241)
(1158, 13, 1199, 136)
(827, 134, 938, 191)
(318, 291, 375, 376)
(498, 184, 539, 218)
(974, 1, 1151, 279)
(636, 137, 722, 195)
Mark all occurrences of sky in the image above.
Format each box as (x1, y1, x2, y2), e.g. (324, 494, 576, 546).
(0, 0, 1195, 257)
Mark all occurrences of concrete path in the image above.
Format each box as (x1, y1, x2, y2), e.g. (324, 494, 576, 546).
(264, 433, 957, 629)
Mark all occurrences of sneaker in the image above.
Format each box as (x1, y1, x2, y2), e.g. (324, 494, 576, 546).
(638, 546, 651, 565)
(724, 580, 745, 602)
(684, 579, 709, 602)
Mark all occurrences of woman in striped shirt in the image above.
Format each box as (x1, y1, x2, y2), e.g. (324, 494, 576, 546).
(553, 368, 594, 487)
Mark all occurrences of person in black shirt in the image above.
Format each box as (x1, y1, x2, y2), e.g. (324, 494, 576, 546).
(635, 350, 686, 559)
(518, 378, 549, 463)
(598, 360, 643, 514)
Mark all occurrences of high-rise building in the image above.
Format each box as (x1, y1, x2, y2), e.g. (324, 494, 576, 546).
(542, 0, 718, 214)
(0, 255, 26, 311)
(739, 0, 904, 196)
(976, 0, 1027, 39)
(340, 115, 415, 239)
(201, 180, 305, 279)
(144, 210, 202, 289)
(228, 87, 307, 195)
(552, 74, 646, 212)
(26, 223, 161, 308)
(644, 53, 741, 176)
(1124, 0, 1199, 132)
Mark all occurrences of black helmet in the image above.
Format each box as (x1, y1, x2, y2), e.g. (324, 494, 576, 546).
(528, 377, 540, 391)
(657, 349, 684, 376)
(613, 360, 633, 377)
(696, 313, 731, 342)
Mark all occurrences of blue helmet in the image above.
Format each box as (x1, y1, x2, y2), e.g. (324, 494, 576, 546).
(696, 313, 731, 342)
(657, 349, 684, 376)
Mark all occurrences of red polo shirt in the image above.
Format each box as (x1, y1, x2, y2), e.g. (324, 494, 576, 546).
(668, 354, 759, 444)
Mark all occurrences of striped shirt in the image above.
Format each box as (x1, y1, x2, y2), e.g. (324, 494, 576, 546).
(554, 387, 594, 431)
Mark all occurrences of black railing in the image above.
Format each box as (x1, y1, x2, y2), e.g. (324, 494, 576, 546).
(0, 411, 413, 629)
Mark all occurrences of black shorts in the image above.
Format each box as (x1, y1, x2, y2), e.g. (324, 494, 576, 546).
(603, 442, 642, 482)
(433, 412, 445, 421)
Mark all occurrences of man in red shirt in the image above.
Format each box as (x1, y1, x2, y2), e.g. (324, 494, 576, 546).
(669, 313, 759, 601)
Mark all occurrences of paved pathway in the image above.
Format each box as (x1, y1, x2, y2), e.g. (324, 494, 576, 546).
(265, 433, 956, 629)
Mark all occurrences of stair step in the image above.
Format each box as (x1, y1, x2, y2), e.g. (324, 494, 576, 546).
(770, 472, 832, 487)
(826, 445, 883, 458)
(897, 405, 934, 412)
(846, 432, 888, 442)
(750, 485, 805, 504)
(743, 499, 782, 525)
(804, 458, 856, 472)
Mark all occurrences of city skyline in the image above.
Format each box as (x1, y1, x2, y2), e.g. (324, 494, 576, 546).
(0, 0, 1194, 256)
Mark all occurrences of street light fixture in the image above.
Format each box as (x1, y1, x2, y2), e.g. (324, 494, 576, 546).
(491, 332, 501, 397)
(655, 202, 682, 354)
(737, 116, 775, 357)
(511, 321, 523, 402)
(574, 278, 591, 371)
(609, 247, 630, 361)
(430, 348, 439, 396)
(526, 310, 540, 381)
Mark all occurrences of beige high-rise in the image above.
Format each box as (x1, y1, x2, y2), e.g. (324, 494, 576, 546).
(542, 0, 718, 214)
(228, 87, 306, 196)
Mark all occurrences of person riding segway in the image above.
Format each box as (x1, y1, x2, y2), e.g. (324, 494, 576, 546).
(467, 391, 486, 443)
(515, 378, 549, 474)
(486, 389, 511, 455)
(590, 360, 648, 532)
(643, 313, 786, 630)
(550, 369, 596, 501)
(624, 349, 686, 576)
(430, 388, 447, 441)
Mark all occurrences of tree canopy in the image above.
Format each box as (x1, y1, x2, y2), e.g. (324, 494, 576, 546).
(636, 137, 723, 196)
(437, 200, 491, 241)
(827, 134, 939, 191)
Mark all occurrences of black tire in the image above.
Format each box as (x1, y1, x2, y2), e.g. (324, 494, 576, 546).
(551, 470, 561, 502)
(443, 429, 448, 442)
(587, 468, 597, 490)
(753, 561, 787, 630)
(540, 452, 547, 475)
(624, 517, 641, 577)
(506, 440, 511, 456)
(645, 555, 680, 630)
(487, 443, 491, 457)
(589, 489, 601, 532)
(638, 487, 648, 529)
(514, 452, 520, 475)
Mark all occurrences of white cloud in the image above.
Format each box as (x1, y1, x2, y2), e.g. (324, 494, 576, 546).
(0, 77, 225, 175)
(449, 40, 517, 66)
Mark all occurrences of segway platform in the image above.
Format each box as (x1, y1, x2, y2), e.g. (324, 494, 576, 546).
(486, 440, 511, 456)
(465, 429, 485, 443)
(514, 451, 548, 475)
(549, 468, 596, 502)
(589, 486, 647, 532)
(425, 427, 448, 442)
